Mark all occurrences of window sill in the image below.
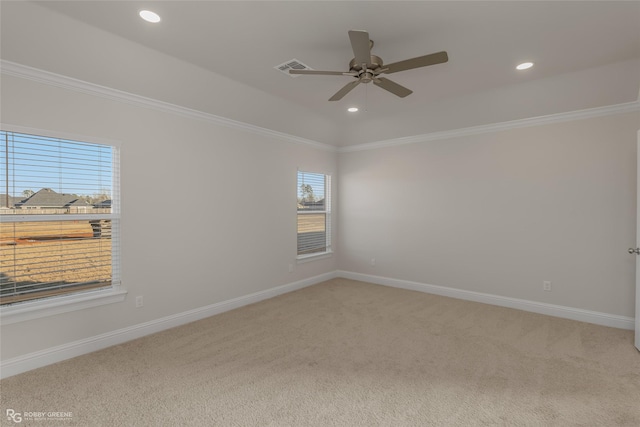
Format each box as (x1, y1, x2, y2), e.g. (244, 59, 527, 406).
(296, 250, 333, 264)
(0, 287, 127, 325)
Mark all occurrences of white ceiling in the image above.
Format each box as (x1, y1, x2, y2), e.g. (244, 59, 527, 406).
(2, 1, 640, 147)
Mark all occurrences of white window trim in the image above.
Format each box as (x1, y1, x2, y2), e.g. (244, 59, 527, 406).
(296, 170, 332, 262)
(0, 287, 127, 325)
(0, 124, 125, 323)
(296, 250, 333, 264)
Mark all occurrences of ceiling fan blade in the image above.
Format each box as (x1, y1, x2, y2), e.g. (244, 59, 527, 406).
(373, 77, 413, 98)
(348, 30, 371, 66)
(289, 70, 355, 76)
(329, 80, 361, 101)
(383, 51, 449, 74)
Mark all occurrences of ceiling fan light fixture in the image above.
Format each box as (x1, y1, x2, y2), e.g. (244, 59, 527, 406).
(139, 10, 161, 23)
(516, 62, 534, 71)
(347, 107, 359, 112)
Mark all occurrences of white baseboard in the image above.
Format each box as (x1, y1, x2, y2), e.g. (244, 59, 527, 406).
(0, 271, 337, 379)
(2, 269, 634, 379)
(337, 270, 635, 330)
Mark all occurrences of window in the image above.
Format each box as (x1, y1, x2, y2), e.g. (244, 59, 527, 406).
(0, 130, 120, 307)
(297, 170, 331, 258)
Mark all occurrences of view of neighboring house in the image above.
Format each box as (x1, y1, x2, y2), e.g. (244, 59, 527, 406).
(0, 194, 24, 208)
(298, 199, 325, 211)
(15, 188, 90, 209)
(1, 188, 109, 213)
(93, 199, 111, 209)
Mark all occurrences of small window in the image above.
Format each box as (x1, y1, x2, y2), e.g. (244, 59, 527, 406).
(0, 130, 120, 306)
(297, 171, 331, 258)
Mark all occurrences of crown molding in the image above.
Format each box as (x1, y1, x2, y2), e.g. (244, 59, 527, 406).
(339, 101, 640, 153)
(0, 60, 337, 153)
(3, 60, 638, 155)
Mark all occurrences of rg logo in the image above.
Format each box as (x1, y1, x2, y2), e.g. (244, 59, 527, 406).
(6, 409, 22, 423)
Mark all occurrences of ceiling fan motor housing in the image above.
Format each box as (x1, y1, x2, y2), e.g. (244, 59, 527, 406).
(349, 55, 383, 83)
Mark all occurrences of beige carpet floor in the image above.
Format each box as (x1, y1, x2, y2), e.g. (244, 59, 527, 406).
(1, 278, 639, 426)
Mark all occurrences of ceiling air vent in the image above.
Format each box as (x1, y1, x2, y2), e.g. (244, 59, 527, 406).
(275, 59, 313, 77)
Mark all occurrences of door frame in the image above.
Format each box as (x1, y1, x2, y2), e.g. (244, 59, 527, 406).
(636, 130, 640, 350)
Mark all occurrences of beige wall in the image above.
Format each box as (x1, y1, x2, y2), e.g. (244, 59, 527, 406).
(338, 112, 639, 317)
(0, 75, 338, 360)
(2, 0, 638, 373)
(1, 67, 638, 365)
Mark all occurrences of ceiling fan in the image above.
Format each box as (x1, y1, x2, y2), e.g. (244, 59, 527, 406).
(290, 30, 448, 101)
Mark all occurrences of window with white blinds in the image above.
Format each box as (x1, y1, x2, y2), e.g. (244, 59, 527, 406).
(0, 130, 120, 306)
(297, 171, 331, 257)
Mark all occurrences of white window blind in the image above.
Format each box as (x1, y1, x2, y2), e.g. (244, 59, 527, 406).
(0, 130, 120, 305)
(297, 171, 331, 256)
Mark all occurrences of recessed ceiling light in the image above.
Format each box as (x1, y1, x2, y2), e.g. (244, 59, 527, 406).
(516, 62, 534, 71)
(139, 10, 161, 23)
(347, 107, 359, 112)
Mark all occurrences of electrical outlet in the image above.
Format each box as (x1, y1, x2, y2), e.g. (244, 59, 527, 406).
(370, 258, 376, 266)
(135, 295, 144, 307)
(288, 263, 294, 273)
(543, 281, 552, 292)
